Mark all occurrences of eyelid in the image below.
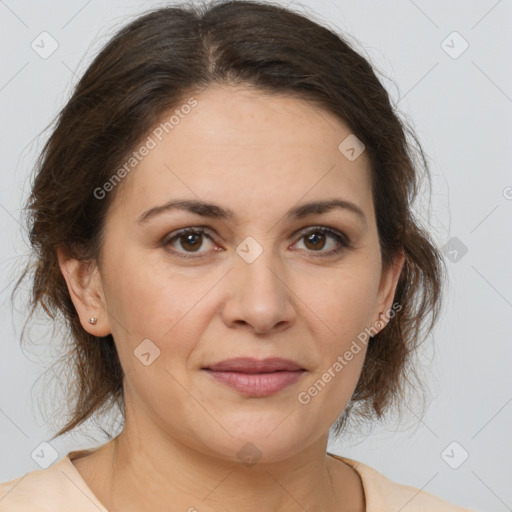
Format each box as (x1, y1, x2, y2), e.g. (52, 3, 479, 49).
(162, 224, 351, 259)
(293, 224, 350, 244)
(161, 226, 213, 248)
(291, 225, 352, 256)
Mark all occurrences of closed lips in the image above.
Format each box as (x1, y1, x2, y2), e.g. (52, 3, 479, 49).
(203, 357, 305, 373)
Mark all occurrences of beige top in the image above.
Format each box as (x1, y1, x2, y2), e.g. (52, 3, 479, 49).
(0, 449, 476, 511)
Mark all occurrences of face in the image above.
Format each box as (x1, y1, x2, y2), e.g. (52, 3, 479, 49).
(61, 84, 404, 463)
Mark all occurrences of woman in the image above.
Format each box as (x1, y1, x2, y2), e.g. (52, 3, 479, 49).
(0, 1, 476, 510)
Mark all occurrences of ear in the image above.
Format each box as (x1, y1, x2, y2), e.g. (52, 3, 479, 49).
(373, 250, 405, 332)
(56, 246, 111, 337)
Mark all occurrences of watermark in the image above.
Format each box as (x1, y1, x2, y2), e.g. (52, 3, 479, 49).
(441, 441, 469, 469)
(237, 441, 263, 467)
(440, 31, 469, 60)
(297, 301, 402, 405)
(31, 441, 59, 469)
(236, 236, 264, 263)
(338, 134, 365, 161)
(442, 236, 468, 263)
(134, 338, 161, 366)
(31, 31, 59, 59)
(93, 97, 198, 200)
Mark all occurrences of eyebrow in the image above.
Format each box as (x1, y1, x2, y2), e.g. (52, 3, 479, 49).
(137, 198, 368, 227)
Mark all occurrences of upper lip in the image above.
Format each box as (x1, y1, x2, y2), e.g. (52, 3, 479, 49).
(204, 357, 304, 373)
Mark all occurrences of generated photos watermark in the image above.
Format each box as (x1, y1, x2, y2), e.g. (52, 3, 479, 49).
(297, 301, 402, 405)
(94, 97, 198, 200)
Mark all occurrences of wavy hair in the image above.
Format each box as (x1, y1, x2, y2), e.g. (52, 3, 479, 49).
(14, 0, 445, 440)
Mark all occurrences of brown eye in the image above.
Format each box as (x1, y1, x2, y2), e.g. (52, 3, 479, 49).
(163, 225, 350, 260)
(179, 232, 203, 252)
(294, 227, 350, 257)
(163, 227, 217, 258)
(303, 231, 327, 251)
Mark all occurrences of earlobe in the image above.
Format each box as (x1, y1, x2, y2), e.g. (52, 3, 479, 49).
(56, 246, 111, 337)
(375, 250, 406, 330)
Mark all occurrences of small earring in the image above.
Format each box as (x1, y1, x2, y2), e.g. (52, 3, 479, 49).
(88, 317, 97, 325)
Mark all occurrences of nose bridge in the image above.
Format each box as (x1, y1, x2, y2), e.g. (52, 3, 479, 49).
(223, 234, 294, 333)
(235, 234, 284, 296)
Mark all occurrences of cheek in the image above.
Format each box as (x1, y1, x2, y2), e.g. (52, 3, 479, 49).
(298, 264, 380, 350)
(100, 250, 201, 356)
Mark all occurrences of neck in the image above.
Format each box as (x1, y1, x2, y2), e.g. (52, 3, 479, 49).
(104, 430, 343, 512)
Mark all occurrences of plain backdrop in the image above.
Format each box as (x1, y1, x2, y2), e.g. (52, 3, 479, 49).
(0, 1, 511, 511)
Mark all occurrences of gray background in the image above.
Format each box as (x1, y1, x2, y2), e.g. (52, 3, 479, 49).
(1, 1, 511, 511)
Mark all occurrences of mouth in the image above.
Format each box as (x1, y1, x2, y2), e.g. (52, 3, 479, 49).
(202, 357, 306, 397)
(204, 357, 304, 373)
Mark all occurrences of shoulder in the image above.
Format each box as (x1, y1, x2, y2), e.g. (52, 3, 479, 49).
(330, 454, 477, 512)
(0, 453, 106, 512)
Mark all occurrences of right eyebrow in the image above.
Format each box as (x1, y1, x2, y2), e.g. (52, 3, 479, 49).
(137, 198, 368, 228)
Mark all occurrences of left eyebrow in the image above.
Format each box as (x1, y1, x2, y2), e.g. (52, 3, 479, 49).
(137, 198, 368, 228)
(288, 199, 367, 228)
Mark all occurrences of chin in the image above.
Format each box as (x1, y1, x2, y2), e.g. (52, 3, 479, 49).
(192, 424, 313, 465)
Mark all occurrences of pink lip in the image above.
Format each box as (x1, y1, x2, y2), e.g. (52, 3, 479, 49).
(205, 357, 304, 373)
(202, 357, 306, 397)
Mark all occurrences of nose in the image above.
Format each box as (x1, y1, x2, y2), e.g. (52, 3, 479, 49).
(220, 243, 296, 335)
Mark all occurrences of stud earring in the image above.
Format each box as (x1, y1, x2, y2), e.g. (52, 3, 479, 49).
(89, 317, 97, 325)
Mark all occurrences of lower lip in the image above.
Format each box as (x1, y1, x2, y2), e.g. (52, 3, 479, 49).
(203, 370, 305, 397)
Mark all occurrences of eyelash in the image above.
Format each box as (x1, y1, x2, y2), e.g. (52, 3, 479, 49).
(161, 225, 351, 260)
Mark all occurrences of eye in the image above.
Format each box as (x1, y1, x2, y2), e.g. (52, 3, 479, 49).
(162, 227, 218, 259)
(162, 225, 351, 260)
(292, 226, 351, 257)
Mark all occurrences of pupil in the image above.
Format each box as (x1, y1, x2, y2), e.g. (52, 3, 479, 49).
(179, 232, 326, 253)
(305, 232, 325, 250)
(183, 233, 201, 251)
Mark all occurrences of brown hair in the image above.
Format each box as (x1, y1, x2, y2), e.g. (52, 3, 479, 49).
(16, 0, 445, 440)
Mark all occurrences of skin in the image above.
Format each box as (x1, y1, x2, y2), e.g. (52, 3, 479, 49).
(58, 84, 405, 512)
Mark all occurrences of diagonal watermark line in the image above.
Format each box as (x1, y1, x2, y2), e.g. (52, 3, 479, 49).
(0, 62, 29, 93)
(266, 471, 309, 511)
(0, 203, 24, 230)
(397, 472, 439, 511)
(471, 266, 512, 308)
(0, 408, 29, 439)
(469, 204, 499, 233)
(100, 303, 132, 336)
(201, 469, 234, 501)
(163, 368, 234, 438)
(60, 471, 104, 511)
(265, 266, 336, 336)
(163, 163, 234, 237)
(402, 402, 440, 439)
(407, 0, 439, 28)
(60, 266, 132, 337)
(398, 62, 439, 104)
(0, 473, 30, 504)
(61, 0, 93, 29)
(472, 397, 512, 439)
(266, 164, 337, 234)
(0, 0, 29, 28)
(471, 0, 503, 30)
(160, 268, 234, 340)
(302, 98, 339, 133)
(264, 407, 295, 438)
(61, 60, 80, 79)
(472, 61, 512, 105)
(471, 470, 511, 510)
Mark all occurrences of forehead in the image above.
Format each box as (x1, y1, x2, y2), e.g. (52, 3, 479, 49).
(111, 85, 374, 222)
